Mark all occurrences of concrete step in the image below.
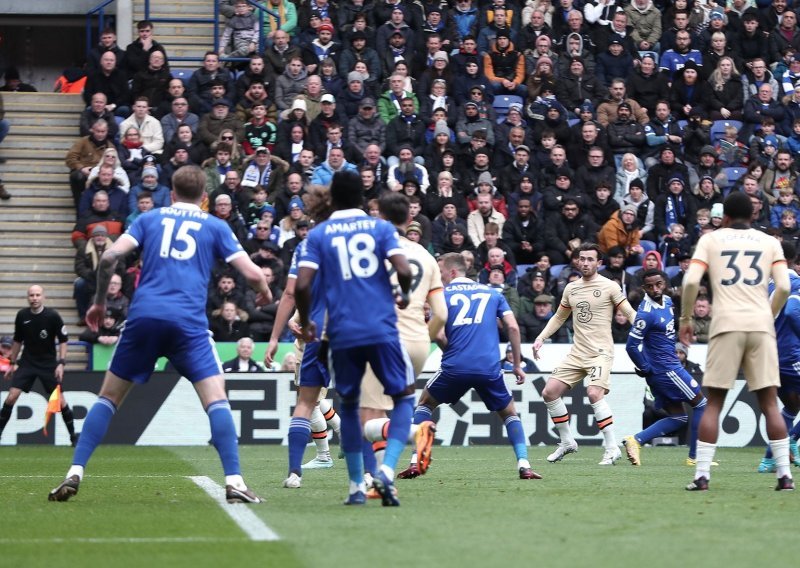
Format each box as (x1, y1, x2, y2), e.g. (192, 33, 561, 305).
(0, 235, 73, 248)
(0, 193, 73, 208)
(2, 101, 85, 114)
(0, 149, 75, 161)
(0, 258, 74, 272)
(2, 136, 79, 150)
(134, 2, 216, 16)
(10, 125, 80, 137)
(1, 163, 70, 175)
(3, 172, 70, 184)
(6, 114, 81, 128)
(0, 221, 73, 233)
(0, 207, 76, 223)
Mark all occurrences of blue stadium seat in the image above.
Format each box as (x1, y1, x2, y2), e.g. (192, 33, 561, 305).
(626, 266, 640, 275)
(724, 166, 747, 188)
(171, 69, 193, 82)
(493, 95, 524, 120)
(516, 263, 535, 276)
(567, 118, 580, 127)
(640, 240, 656, 254)
(550, 264, 567, 278)
(664, 266, 682, 279)
(710, 120, 743, 144)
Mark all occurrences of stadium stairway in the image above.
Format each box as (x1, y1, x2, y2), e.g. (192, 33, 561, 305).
(0, 92, 91, 370)
(133, 0, 221, 64)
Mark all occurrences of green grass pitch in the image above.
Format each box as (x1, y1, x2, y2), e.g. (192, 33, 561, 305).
(0, 444, 791, 568)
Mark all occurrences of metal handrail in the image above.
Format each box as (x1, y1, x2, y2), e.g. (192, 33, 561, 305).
(143, 0, 280, 63)
(85, 0, 118, 58)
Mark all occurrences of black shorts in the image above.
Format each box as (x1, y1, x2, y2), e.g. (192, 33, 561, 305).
(11, 363, 59, 394)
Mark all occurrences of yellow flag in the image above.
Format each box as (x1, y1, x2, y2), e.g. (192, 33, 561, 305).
(43, 385, 61, 436)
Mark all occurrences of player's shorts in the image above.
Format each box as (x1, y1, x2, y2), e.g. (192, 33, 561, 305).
(424, 369, 512, 412)
(550, 353, 613, 391)
(109, 317, 222, 384)
(778, 362, 800, 396)
(292, 343, 329, 400)
(11, 362, 58, 394)
(361, 339, 429, 411)
(705, 331, 779, 391)
(297, 340, 331, 389)
(646, 367, 702, 410)
(331, 341, 414, 401)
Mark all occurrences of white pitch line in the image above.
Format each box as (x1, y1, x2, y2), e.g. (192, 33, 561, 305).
(188, 476, 279, 542)
(0, 537, 249, 544)
(2, 475, 179, 479)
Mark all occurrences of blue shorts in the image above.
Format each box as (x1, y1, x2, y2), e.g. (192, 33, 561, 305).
(109, 317, 222, 384)
(779, 365, 800, 395)
(646, 367, 702, 410)
(424, 369, 512, 412)
(298, 340, 331, 388)
(331, 341, 414, 401)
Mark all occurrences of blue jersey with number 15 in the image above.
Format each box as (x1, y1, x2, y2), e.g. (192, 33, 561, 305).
(441, 278, 512, 377)
(298, 208, 405, 350)
(123, 203, 246, 328)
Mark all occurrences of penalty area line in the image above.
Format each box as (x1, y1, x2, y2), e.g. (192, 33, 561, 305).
(188, 476, 280, 542)
(0, 537, 250, 545)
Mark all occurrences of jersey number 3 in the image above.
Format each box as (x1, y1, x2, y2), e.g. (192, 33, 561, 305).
(160, 218, 202, 260)
(331, 234, 379, 280)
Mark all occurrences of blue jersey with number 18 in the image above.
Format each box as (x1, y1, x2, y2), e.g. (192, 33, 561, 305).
(123, 203, 246, 328)
(441, 278, 512, 377)
(298, 208, 405, 350)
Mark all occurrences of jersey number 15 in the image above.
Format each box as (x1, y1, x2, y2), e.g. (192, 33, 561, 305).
(160, 218, 202, 260)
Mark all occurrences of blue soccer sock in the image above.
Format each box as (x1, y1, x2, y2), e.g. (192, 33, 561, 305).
(635, 415, 688, 446)
(413, 405, 433, 425)
(339, 398, 364, 485)
(689, 399, 706, 460)
(383, 395, 414, 473)
(362, 438, 377, 476)
(504, 415, 528, 462)
(287, 417, 311, 476)
(765, 408, 797, 459)
(207, 400, 241, 476)
(790, 418, 800, 441)
(72, 396, 116, 468)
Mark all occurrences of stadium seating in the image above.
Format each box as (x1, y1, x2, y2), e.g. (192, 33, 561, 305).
(664, 266, 682, 279)
(710, 120, 743, 144)
(492, 95, 524, 120)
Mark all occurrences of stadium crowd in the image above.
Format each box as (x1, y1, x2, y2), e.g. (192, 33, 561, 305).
(60, 0, 800, 347)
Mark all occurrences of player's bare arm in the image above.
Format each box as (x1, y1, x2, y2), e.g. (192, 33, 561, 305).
(770, 260, 791, 318)
(532, 304, 571, 359)
(3, 340, 21, 381)
(426, 288, 447, 340)
(388, 252, 412, 309)
(503, 313, 525, 385)
(295, 266, 317, 343)
(678, 260, 706, 346)
(88, 237, 138, 331)
(265, 277, 296, 366)
(230, 255, 272, 306)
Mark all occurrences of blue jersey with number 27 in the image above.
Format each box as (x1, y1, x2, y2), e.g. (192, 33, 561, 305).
(441, 278, 512, 377)
(123, 203, 245, 328)
(298, 208, 405, 350)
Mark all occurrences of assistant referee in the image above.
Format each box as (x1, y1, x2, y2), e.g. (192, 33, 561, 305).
(1, 285, 78, 445)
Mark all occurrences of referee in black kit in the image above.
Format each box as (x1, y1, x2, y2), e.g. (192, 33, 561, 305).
(1, 285, 78, 445)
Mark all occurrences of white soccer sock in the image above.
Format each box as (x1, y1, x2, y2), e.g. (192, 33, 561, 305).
(695, 440, 717, 480)
(591, 399, 617, 449)
(349, 480, 367, 494)
(379, 463, 395, 482)
(518, 458, 531, 469)
(309, 405, 330, 455)
(770, 437, 793, 479)
(319, 399, 341, 434)
(225, 474, 246, 491)
(545, 399, 575, 445)
(66, 465, 84, 481)
(363, 417, 390, 441)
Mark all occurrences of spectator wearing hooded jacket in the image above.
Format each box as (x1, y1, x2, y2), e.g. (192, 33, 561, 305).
(483, 31, 526, 97)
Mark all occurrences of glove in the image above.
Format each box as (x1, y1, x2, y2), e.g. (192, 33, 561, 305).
(634, 367, 650, 378)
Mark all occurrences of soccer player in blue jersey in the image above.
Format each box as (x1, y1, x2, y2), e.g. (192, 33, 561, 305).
(398, 252, 542, 480)
(265, 184, 342, 489)
(623, 269, 708, 466)
(758, 242, 800, 472)
(295, 170, 414, 506)
(49, 166, 271, 504)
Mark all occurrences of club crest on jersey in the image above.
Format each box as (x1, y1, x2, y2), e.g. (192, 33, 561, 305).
(593, 290, 601, 297)
(40, 330, 48, 339)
